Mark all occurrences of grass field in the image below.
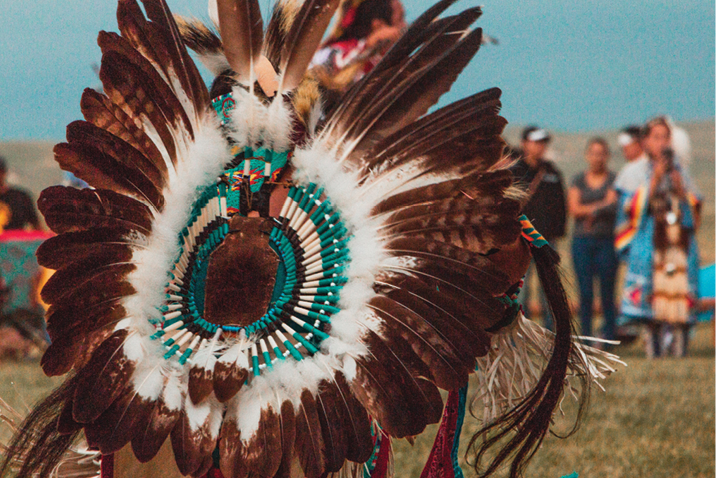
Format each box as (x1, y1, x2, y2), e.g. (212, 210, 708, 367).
(0, 322, 712, 477)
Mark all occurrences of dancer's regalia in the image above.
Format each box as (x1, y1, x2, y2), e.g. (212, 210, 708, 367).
(0, 1, 619, 477)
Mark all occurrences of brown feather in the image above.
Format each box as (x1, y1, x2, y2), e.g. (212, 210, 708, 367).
(131, 390, 183, 463)
(219, 417, 249, 478)
(279, 0, 340, 92)
(41, 324, 118, 377)
(46, 297, 129, 344)
(176, 16, 223, 55)
(57, 398, 82, 435)
(242, 405, 283, 477)
(42, 261, 135, 306)
(38, 186, 153, 235)
(340, 28, 486, 164)
(170, 402, 220, 477)
(72, 330, 133, 423)
(378, 271, 497, 350)
(54, 137, 163, 210)
(315, 380, 348, 472)
(334, 372, 373, 463)
(97, 29, 194, 144)
(351, 330, 443, 438)
(83, 386, 153, 454)
(323, 6, 482, 155)
(368, 295, 468, 390)
(81, 88, 168, 177)
(274, 399, 297, 478)
(99, 50, 180, 166)
(212, 359, 248, 403)
(383, 238, 512, 295)
(121, 0, 209, 120)
(36, 227, 136, 271)
(295, 390, 326, 478)
(188, 360, 215, 405)
(216, 0, 263, 84)
(378, 284, 482, 365)
(379, 170, 514, 221)
(323, 0, 459, 129)
(362, 88, 502, 170)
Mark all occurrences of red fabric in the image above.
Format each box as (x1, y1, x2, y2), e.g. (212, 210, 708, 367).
(370, 430, 392, 478)
(420, 390, 461, 478)
(101, 454, 114, 478)
(0, 230, 53, 243)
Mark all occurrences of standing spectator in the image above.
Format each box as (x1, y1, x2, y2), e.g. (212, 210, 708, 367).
(618, 125, 645, 162)
(0, 156, 40, 232)
(511, 126, 567, 329)
(614, 125, 648, 195)
(568, 138, 618, 342)
(614, 117, 701, 358)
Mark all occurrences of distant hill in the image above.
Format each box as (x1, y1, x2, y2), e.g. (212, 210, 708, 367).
(0, 141, 59, 201)
(1, 120, 713, 262)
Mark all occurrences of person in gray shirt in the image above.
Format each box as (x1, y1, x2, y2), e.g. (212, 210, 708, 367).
(568, 137, 618, 343)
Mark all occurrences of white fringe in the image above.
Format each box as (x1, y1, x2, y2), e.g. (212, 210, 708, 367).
(474, 313, 626, 425)
(0, 397, 101, 478)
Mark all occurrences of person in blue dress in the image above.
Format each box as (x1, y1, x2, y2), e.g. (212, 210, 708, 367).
(614, 117, 701, 358)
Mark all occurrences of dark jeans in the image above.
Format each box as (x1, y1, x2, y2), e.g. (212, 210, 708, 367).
(572, 236, 618, 340)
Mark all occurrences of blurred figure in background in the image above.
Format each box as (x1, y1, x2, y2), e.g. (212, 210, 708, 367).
(511, 126, 567, 330)
(614, 117, 701, 358)
(614, 125, 647, 197)
(568, 138, 618, 343)
(618, 125, 645, 162)
(312, 0, 406, 95)
(0, 156, 39, 232)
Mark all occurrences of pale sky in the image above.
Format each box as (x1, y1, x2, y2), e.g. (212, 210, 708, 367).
(0, 0, 713, 140)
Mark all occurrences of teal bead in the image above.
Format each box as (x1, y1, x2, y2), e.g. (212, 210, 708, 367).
(283, 340, 303, 361)
(150, 330, 166, 340)
(252, 355, 260, 376)
(163, 344, 180, 359)
(178, 348, 193, 365)
(262, 351, 273, 370)
(292, 333, 318, 354)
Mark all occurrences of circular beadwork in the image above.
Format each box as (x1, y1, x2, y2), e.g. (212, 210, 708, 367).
(151, 171, 351, 376)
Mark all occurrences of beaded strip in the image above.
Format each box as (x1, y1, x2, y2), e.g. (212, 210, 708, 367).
(519, 214, 549, 248)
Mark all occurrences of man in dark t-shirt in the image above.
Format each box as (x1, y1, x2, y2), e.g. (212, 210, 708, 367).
(0, 156, 40, 231)
(510, 126, 567, 330)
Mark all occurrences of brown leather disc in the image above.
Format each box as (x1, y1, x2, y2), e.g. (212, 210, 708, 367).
(203, 216, 279, 327)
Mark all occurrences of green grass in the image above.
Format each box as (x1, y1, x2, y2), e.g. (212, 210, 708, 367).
(0, 324, 712, 477)
(393, 321, 715, 478)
